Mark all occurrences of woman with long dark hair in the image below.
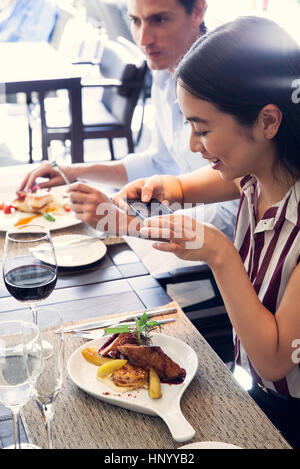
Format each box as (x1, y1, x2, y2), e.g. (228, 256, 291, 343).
(116, 16, 300, 448)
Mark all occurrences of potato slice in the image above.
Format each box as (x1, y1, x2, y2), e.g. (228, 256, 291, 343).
(97, 359, 127, 378)
(82, 346, 113, 366)
(148, 368, 162, 399)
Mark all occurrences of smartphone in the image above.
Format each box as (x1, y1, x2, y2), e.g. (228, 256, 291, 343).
(127, 198, 173, 242)
(127, 198, 173, 221)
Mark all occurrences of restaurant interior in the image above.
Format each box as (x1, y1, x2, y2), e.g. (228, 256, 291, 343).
(0, 0, 299, 451)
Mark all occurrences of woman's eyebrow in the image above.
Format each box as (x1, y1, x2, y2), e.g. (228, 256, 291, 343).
(186, 116, 210, 125)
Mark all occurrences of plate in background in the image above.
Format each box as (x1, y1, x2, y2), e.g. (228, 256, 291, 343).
(35, 234, 107, 267)
(0, 186, 81, 231)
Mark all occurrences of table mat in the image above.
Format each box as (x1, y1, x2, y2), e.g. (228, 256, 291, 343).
(22, 301, 291, 449)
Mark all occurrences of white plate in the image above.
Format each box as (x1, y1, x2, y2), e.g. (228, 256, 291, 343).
(178, 441, 242, 449)
(0, 186, 81, 232)
(67, 333, 198, 442)
(35, 234, 107, 268)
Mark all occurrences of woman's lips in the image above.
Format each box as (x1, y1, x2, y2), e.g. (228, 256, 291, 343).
(202, 157, 221, 170)
(210, 159, 221, 170)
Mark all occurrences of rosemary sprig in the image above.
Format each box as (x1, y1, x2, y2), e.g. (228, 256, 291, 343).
(104, 312, 162, 345)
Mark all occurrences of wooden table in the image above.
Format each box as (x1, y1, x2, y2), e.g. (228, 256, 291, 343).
(0, 42, 83, 163)
(0, 165, 291, 449)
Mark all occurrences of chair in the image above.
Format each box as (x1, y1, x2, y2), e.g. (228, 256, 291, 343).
(84, 0, 134, 43)
(35, 38, 147, 161)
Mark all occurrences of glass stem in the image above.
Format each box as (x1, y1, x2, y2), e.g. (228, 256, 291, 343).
(30, 304, 38, 325)
(38, 401, 55, 449)
(46, 414, 54, 450)
(11, 409, 21, 450)
(17, 413, 22, 449)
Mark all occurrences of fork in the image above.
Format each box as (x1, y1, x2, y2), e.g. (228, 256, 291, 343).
(50, 161, 70, 185)
(74, 318, 176, 340)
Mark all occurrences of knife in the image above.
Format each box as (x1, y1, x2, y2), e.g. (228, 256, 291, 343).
(74, 318, 176, 339)
(58, 306, 177, 333)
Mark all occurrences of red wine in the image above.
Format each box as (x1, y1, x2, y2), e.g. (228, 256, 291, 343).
(4, 264, 57, 302)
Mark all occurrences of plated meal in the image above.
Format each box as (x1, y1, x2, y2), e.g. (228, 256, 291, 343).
(67, 314, 198, 442)
(0, 186, 81, 231)
(82, 315, 186, 398)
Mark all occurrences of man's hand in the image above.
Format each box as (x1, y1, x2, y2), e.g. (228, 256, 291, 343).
(18, 161, 77, 191)
(67, 182, 139, 235)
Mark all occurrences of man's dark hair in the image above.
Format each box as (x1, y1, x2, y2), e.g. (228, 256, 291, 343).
(178, 0, 198, 14)
(178, 0, 207, 34)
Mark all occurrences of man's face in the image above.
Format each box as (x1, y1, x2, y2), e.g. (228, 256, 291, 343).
(127, 0, 205, 72)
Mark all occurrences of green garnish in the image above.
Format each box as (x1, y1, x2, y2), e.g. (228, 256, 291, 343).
(43, 213, 56, 222)
(104, 312, 162, 345)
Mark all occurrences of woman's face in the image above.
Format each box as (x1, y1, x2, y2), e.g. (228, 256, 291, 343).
(177, 84, 275, 181)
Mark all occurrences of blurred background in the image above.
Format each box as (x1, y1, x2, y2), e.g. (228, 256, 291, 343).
(1, 0, 300, 168)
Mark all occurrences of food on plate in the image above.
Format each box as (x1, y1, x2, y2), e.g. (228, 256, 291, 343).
(81, 313, 185, 398)
(100, 332, 140, 358)
(96, 359, 128, 378)
(81, 346, 113, 366)
(148, 368, 162, 399)
(117, 344, 186, 382)
(97, 361, 148, 393)
(14, 192, 55, 214)
(0, 188, 72, 226)
(14, 214, 40, 226)
(109, 363, 148, 389)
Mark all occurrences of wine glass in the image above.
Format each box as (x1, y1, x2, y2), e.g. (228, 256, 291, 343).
(31, 307, 64, 449)
(2, 224, 58, 358)
(0, 320, 43, 449)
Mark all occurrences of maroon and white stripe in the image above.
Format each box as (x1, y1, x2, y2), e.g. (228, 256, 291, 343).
(233, 176, 300, 397)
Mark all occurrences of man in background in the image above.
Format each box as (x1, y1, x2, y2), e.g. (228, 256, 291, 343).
(20, 0, 238, 238)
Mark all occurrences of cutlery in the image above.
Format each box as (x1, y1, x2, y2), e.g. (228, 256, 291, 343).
(58, 305, 178, 333)
(50, 161, 71, 185)
(74, 318, 176, 340)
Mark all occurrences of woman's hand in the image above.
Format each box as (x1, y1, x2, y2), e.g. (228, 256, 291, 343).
(113, 175, 183, 212)
(19, 161, 77, 191)
(140, 214, 233, 266)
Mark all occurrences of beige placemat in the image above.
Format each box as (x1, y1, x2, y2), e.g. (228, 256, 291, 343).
(22, 302, 291, 449)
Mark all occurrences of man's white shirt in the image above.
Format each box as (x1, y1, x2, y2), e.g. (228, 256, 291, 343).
(123, 70, 239, 241)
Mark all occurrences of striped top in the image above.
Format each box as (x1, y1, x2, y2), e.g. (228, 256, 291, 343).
(234, 175, 300, 398)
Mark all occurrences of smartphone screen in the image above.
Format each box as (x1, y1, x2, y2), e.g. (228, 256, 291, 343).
(127, 198, 173, 221)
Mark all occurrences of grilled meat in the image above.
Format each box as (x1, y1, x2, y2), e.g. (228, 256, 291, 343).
(117, 344, 186, 382)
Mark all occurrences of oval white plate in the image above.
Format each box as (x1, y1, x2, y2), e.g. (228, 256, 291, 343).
(0, 186, 81, 232)
(67, 333, 198, 442)
(35, 234, 107, 267)
(178, 441, 242, 449)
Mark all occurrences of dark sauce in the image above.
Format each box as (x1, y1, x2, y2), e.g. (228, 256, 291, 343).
(161, 369, 186, 385)
(99, 334, 118, 353)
